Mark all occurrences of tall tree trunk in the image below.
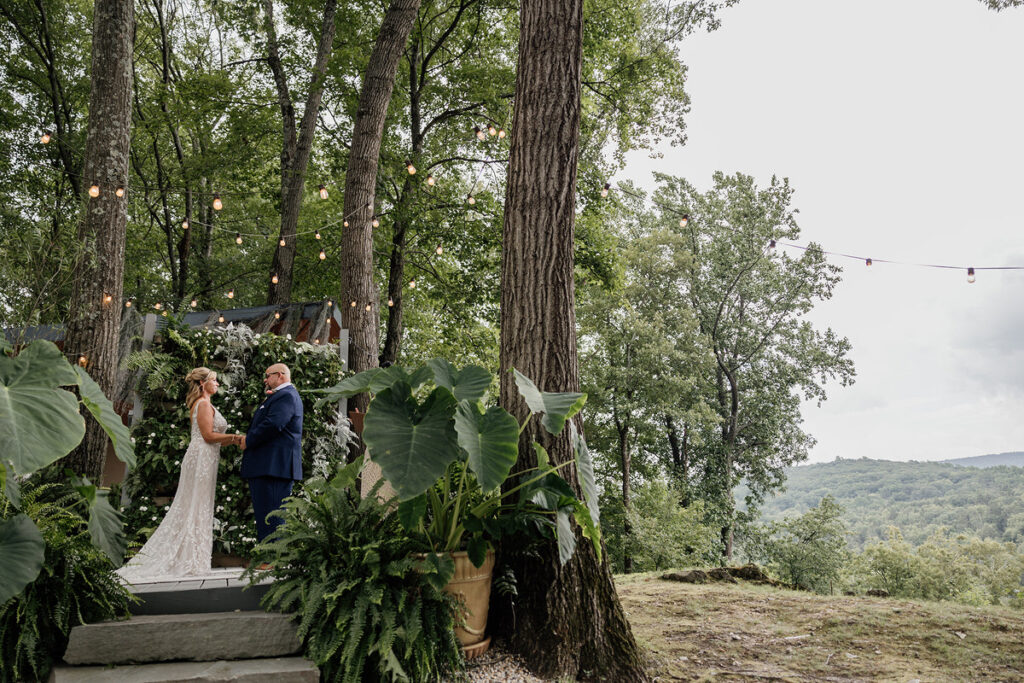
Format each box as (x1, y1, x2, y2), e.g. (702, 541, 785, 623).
(381, 215, 407, 365)
(666, 414, 691, 506)
(496, 1, 645, 678)
(264, 0, 339, 305)
(617, 415, 633, 574)
(338, 0, 420, 411)
(60, 0, 134, 481)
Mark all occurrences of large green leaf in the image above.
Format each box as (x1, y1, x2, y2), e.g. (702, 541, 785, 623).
(318, 368, 385, 400)
(512, 368, 587, 436)
(555, 509, 577, 566)
(0, 341, 85, 475)
(454, 400, 519, 492)
(0, 462, 21, 508)
(397, 494, 427, 531)
(72, 478, 126, 567)
(75, 366, 136, 469)
(0, 514, 45, 603)
(428, 359, 492, 402)
(362, 383, 461, 500)
(570, 423, 600, 526)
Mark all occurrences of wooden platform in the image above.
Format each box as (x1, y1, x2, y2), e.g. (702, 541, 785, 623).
(126, 569, 273, 615)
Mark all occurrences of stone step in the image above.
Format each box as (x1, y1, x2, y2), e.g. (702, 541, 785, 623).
(49, 657, 319, 682)
(63, 612, 301, 666)
(126, 571, 271, 616)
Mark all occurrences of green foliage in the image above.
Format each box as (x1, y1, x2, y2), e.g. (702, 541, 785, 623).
(0, 482, 133, 683)
(322, 361, 602, 566)
(755, 496, 850, 593)
(246, 465, 463, 683)
(122, 321, 350, 558)
(755, 458, 1024, 550)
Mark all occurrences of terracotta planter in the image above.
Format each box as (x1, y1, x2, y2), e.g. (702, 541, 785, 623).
(445, 549, 495, 659)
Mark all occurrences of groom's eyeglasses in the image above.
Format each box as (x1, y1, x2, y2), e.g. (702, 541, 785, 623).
(264, 371, 282, 379)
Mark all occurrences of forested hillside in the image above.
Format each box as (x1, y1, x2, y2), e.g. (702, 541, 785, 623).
(756, 458, 1024, 549)
(943, 452, 1024, 468)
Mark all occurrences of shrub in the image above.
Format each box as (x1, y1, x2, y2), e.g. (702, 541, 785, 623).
(758, 495, 849, 593)
(0, 483, 133, 683)
(122, 321, 352, 558)
(246, 460, 463, 683)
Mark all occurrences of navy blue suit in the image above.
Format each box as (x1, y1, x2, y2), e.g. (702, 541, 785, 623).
(244, 384, 303, 541)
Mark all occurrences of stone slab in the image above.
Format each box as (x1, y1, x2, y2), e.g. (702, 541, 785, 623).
(63, 612, 301, 665)
(49, 657, 319, 682)
(128, 579, 271, 615)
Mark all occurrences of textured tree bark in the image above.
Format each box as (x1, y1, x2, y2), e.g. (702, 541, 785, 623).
(60, 0, 134, 481)
(496, 0, 646, 679)
(338, 0, 420, 414)
(617, 415, 633, 574)
(264, 0, 339, 305)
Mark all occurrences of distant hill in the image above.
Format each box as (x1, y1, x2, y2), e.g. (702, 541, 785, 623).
(941, 451, 1024, 468)
(755, 457, 1024, 550)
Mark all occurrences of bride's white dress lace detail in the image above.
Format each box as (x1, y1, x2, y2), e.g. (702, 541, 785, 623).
(117, 400, 225, 583)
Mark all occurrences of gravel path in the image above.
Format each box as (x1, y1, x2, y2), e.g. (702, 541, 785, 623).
(454, 642, 547, 682)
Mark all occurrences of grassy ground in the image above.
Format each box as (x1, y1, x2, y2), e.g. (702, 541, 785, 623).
(615, 572, 1024, 682)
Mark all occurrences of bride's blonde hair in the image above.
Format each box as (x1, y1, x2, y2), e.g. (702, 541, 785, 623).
(185, 367, 216, 412)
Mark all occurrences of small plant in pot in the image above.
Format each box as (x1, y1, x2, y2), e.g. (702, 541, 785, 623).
(320, 359, 602, 655)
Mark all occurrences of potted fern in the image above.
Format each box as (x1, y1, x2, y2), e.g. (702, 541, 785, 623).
(320, 359, 601, 655)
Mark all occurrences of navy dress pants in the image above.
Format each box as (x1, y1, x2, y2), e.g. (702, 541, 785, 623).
(248, 476, 294, 542)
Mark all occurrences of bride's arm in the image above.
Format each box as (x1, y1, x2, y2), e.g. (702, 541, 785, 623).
(196, 401, 240, 446)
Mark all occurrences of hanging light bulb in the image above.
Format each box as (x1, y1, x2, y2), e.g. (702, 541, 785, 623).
(474, 126, 485, 140)
(350, 300, 356, 307)
(967, 267, 976, 283)
(314, 338, 320, 345)
(865, 258, 873, 267)
(372, 216, 380, 227)
(40, 131, 51, 144)
(182, 219, 189, 230)
(227, 289, 234, 299)
(213, 194, 223, 211)
(365, 303, 371, 311)
(190, 298, 198, 307)
(272, 274, 279, 284)
(435, 244, 443, 255)
(327, 299, 333, 307)
(88, 183, 100, 198)
(488, 125, 497, 136)
(274, 311, 281, 319)
(218, 315, 225, 323)
(343, 220, 349, 228)
(154, 302, 163, 310)
(77, 355, 87, 367)
(319, 249, 326, 260)
(235, 232, 243, 245)
(467, 195, 476, 205)
(115, 186, 125, 198)
(315, 231, 321, 240)
(279, 238, 286, 247)
(409, 279, 416, 289)
(405, 159, 416, 175)
(124, 299, 132, 308)
(319, 185, 329, 200)
(679, 215, 689, 228)
(601, 183, 610, 198)
(426, 174, 435, 186)
(103, 293, 112, 304)
(498, 128, 506, 139)
(161, 310, 168, 317)
(388, 297, 394, 307)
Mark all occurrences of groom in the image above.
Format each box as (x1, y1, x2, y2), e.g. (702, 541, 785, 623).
(241, 363, 303, 542)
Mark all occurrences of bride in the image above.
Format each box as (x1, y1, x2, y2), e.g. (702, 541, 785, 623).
(117, 367, 244, 582)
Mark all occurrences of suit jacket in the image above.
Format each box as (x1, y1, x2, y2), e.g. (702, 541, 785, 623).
(242, 384, 303, 481)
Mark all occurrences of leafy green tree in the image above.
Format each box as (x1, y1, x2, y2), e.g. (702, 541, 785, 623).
(621, 480, 719, 572)
(758, 495, 849, 593)
(656, 171, 855, 560)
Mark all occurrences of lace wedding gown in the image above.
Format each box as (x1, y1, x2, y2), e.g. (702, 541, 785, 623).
(117, 400, 225, 583)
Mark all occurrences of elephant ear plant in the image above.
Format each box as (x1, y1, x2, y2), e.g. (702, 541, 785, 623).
(320, 359, 601, 568)
(0, 339, 136, 603)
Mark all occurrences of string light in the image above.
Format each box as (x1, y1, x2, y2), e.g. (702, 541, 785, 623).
(103, 293, 112, 304)
(319, 249, 326, 260)
(364, 303, 371, 311)
(272, 274, 279, 284)
(601, 183, 610, 198)
(474, 126, 485, 140)
(388, 298, 394, 307)
(77, 355, 87, 367)
(319, 185, 329, 200)
(866, 258, 873, 267)
(190, 298, 198, 307)
(315, 231, 321, 240)
(124, 300, 132, 308)
(161, 310, 168, 317)
(405, 159, 416, 175)
(488, 125, 497, 136)
(343, 220, 349, 228)
(89, 184, 100, 198)
(213, 194, 223, 211)
(115, 187, 125, 197)
(218, 315, 225, 323)
(327, 299, 333, 307)
(498, 128, 506, 138)
(409, 279, 416, 289)
(679, 215, 689, 228)
(350, 300, 356, 307)
(227, 289, 234, 299)
(182, 220, 189, 230)
(372, 216, 380, 227)
(279, 238, 286, 246)
(235, 232, 243, 244)
(967, 267, 976, 284)
(426, 174, 435, 186)
(274, 311, 281, 319)
(467, 195, 476, 205)
(40, 131, 51, 144)
(436, 244, 443, 255)
(154, 302, 163, 310)
(314, 338, 320, 345)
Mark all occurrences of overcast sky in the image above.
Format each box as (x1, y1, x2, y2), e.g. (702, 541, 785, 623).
(621, 0, 1024, 463)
